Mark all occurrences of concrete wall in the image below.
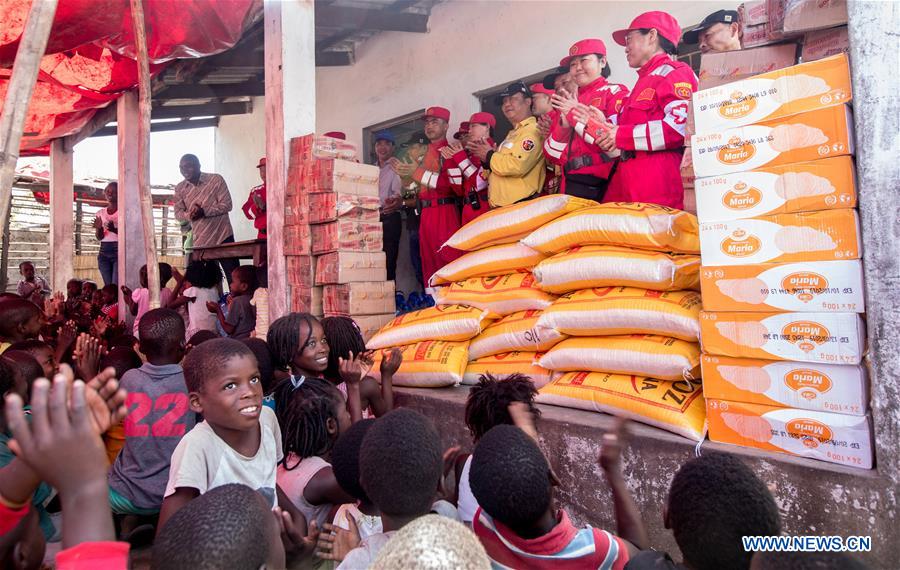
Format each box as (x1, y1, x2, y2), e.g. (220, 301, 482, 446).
(314, 0, 738, 147)
(215, 96, 266, 242)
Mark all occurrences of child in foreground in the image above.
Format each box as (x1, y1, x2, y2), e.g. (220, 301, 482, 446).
(470, 420, 643, 569)
(318, 408, 446, 568)
(207, 266, 257, 340)
(108, 309, 196, 516)
(0, 298, 44, 353)
(331, 419, 381, 539)
(458, 373, 541, 524)
(158, 338, 288, 531)
(625, 452, 782, 570)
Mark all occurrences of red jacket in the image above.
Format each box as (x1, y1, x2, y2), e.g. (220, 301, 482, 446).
(413, 140, 456, 201)
(544, 76, 629, 182)
(446, 143, 493, 225)
(587, 53, 697, 209)
(241, 183, 266, 237)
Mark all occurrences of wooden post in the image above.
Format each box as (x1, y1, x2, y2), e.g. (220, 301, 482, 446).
(0, 0, 59, 257)
(0, 204, 10, 291)
(130, 0, 160, 309)
(74, 200, 83, 255)
(264, 0, 316, 321)
(49, 139, 74, 292)
(117, 93, 146, 324)
(160, 206, 169, 257)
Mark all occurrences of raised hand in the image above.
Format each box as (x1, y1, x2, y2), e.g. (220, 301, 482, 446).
(379, 348, 403, 378)
(57, 320, 78, 352)
(537, 113, 553, 138)
(599, 416, 628, 472)
(74, 333, 103, 381)
(206, 300, 220, 314)
(465, 138, 493, 162)
(274, 507, 318, 564)
(338, 351, 367, 385)
(316, 517, 361, 563)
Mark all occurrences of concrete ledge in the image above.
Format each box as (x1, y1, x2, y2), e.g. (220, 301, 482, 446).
(395, 386, 894, 566)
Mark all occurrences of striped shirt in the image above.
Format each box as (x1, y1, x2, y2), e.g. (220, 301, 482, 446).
(173, 172, 234, 248)
(473, 508, 630, 570)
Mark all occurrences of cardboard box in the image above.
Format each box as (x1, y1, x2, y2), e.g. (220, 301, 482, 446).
(783, 0, 847, 33)
(323, 282, 396, 316)
(289, 285, 323, 317)
(698, 44, 798, 90)
(701, 354, 868, 414)
(802, 26, 849, 62)
(308, 160, 379, 196)
(284, 224, 312, 255)
(286, 255, 316, 287)
(742, 23, 773, 48)
(692, 54, 851, 133)
(743, 0, 769, 26)
(355, 313, 397, 343)
(695, 155, 856, 222)
(309, 193, 381, 224)
(700, 259, 865, 312)
(311, 221, 383, 255)
(285, 193, 309, 227)
(699, 310, 865, 364)
(289, 134, 358, 163)
(706, 398, 872, 469)
(699, 208, 860, 266)
(692, 105, 854, 178)
(316, 251, 387, 285)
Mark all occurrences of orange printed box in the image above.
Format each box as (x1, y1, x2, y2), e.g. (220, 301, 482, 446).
(315, 251, 387, 285)
(701, 354, 868, 415)
(285, 193, 310, 227)
(311, 221, 383, 255)
(699, 260, 865, 313)
(309, 193, 381, 224)
(692, 104, 854, 177)
(692, 54, 851, 132)
(694, 155, 856, 222)
(699, 208, 860, 266)
(699, 310, 865, 364)
(283, 224, 311, 255)
(706, 398, 872, 469)
(308, 160, 379, 196)
(289, 285, 323, 317)
(286, 255, 316, 287)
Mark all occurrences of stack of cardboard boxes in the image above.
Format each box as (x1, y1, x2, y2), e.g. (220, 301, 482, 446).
(285, 134, 396, 341)
(687, 54, 872, 469)
(741, 0, 848, 61)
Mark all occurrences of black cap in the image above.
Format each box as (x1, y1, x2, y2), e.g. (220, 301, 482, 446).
(494, 81, 532, 105)
(542, 67, 567, 90)
(401, 131, 429, 147)
(683, 10, 740, 44)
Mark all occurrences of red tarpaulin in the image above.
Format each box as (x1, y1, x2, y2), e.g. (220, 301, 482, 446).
(0, 0, 261, 154)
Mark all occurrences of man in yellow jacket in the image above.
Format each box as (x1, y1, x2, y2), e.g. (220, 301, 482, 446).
(467, 82, 546, 207)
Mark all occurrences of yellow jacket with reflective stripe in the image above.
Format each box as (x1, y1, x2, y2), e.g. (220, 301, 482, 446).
(487, 116, 546, 207)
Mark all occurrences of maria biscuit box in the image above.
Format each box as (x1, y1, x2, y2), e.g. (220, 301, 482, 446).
(285, 193, 310, 226)
(700, 259, 864, 313)
(308, 159, 378, 196)
(286, 255, 316, 287)
(311, 221, 383, 255)
(699, 209, 860, 266)
(698, 44, 798, 90)
(692, 104, 854, 178)
(699, 310, 865, 364)
(284, 224, 312, 255)
(802, 26, 849, 62)
(783, 0, 847, 34)
(315, 251, 387, 285)
(323, 282, 396, 316)
(694, 155, 856, 222)
(289, 134, 358, 163)
(692, 54, 851, 133)
(706, 398, 872, 469)
(289, 285, 323, 317)
(701, 354, 868, 414)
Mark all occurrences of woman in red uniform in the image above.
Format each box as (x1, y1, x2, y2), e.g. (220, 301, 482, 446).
(390, 106, 463, 287)
(442, 111, 496, 225)
(544, 39, 630, 201)
(577, 12, 698, 209)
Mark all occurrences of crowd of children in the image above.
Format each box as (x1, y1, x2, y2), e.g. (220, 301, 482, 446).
(0, 261, 873, 569)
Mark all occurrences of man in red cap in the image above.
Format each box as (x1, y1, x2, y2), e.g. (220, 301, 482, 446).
(453, 121, 471, 145)
(544, 38, 630, 201)
(390, 106, 462, 287)
(581, 11, 698, 209)
(241, 157, 267, 239)
(442, 112, 496, 225)
(323, 131, 346, 140)
(530, 83, 554, 118)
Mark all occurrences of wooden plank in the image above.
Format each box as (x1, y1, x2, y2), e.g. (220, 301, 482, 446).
(153, 82, 265, 100)
(315, 51, 355, 67)
(49, 139, 74, 292)
(0, 0, 58, 249)
(91, 117, 220, 138)
(130, 0, 160, 310)
(150, 102, 251, 120)
(315, 4, 428, 33)
(265, 0, 316, 321)
(117, 92, 146, 325)
(191, 239, 265, 261)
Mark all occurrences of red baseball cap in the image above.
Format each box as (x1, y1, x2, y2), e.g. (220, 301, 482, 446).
(423, 106, 451, 122)
(559, 39, 608, 67)
(612, 11, 683, 47)
(530, 83, 555, 96)
(453, 121, 471, 140)
(324, 131, 346, 140)
(256, 157, 266, 168)
(468, 112, 496, 128)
